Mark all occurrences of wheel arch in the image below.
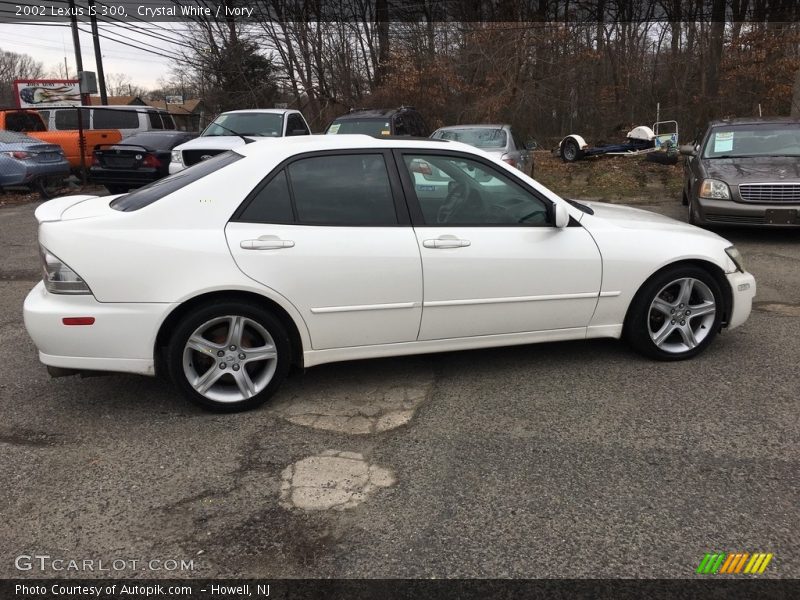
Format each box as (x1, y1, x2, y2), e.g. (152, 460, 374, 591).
(623, 259, 733, 335)
(154, 290, 305, 376)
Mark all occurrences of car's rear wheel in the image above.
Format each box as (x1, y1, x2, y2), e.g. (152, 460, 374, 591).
(167, 301, 291, 411)
(625, 265, 724, 361)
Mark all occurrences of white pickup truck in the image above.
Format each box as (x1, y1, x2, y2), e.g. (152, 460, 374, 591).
(169, 108, 311, 173)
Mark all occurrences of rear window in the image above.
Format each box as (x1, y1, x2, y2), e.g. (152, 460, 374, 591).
(435, 128, 507, 149)
(110, 151, 242, 212)
(93, 109, 140, 129)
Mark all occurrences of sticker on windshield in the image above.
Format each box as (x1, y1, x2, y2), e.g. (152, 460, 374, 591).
(714, 131, 734, 153)
(328, 123, 341, 134)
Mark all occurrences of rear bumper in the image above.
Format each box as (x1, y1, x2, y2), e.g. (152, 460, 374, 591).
(88, 167, 160, 188)
(725, 270, 756, 330)
(696, 197, 800, 227)
(23, 281, 176, 376)
(0, 159, 69, 186)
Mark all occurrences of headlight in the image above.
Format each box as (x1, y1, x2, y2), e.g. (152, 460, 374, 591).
(39, 245, 92, 294)
(699, 179, 730, 200)
(725, 246, 745, 273)
(170, 150, 183, 164)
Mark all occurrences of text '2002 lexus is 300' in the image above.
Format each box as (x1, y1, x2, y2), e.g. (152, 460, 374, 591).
(23, 135, 756, 411)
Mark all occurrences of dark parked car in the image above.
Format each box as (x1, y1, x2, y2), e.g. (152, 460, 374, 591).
(325, 106, 429, 138)
(681, 117, 800, 227)
(0, 130, 69, 196)
(90, 131, 197, 194)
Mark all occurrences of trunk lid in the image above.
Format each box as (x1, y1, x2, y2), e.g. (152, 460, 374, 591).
(35, 194, 119, 223)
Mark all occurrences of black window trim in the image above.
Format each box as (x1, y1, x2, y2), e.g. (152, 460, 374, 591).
(391, 148, 572, 228)
(231, 149, 412, 227)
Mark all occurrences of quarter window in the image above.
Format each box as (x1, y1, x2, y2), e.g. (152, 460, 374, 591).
(403, 154, 549, 226)
(287, 154, 397, 225)
(239, 170, 294, 223)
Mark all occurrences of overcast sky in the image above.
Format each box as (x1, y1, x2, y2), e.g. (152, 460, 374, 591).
(0, 22, 181, 90)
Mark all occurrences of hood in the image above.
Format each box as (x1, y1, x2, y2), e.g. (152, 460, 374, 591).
(701, 155, 800, 183)
(173, 136, 250, 152)
(581, 201, 726, 239)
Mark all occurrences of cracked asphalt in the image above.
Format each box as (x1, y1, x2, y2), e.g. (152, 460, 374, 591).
(0, 198, 798, 579)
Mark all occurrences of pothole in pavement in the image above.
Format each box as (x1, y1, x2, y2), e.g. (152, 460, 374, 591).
(280, 450, 395, 511)
(754, 301, 800, 317)
(269, 361, 435, 434)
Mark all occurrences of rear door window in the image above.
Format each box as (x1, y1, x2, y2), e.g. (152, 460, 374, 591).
(288, 154, 398, 225)
(238, 170, 295, 223)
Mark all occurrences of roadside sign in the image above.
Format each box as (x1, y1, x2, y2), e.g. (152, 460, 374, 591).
(13, 79, 81, 108)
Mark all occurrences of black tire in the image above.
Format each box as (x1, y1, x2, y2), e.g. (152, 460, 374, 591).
(105, 185, 129, 195)
(624, 265, 724, 361)
(166, 301, 292, 412)
(561, 139, 582, 162)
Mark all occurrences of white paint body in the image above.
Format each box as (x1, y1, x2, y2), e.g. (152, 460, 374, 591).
(24, 136, 756, 376)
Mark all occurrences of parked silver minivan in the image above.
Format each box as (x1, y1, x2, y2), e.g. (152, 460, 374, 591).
(38, 106, 177, 139)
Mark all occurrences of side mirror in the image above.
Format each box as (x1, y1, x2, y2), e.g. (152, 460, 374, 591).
(525, 139, 538, 151)
(554, 202, 570, 228)
(679, 144, 697, 157)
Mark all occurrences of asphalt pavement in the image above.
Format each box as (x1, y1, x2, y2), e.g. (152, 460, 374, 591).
(0, 197, 797, 579)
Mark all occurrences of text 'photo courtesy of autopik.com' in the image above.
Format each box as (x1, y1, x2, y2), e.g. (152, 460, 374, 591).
(0, 0, 798, 599)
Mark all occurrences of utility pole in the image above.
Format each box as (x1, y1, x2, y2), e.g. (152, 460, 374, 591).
(67, 0, 88, 184)
(87, 0, 107, 104)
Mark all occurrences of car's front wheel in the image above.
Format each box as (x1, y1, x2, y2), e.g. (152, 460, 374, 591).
(167, 301, 291, 411)
(625, 266, 724, 360)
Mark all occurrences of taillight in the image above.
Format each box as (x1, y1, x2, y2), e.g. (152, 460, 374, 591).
(2, 150, 31, 160)
(142, 154, 162, 168)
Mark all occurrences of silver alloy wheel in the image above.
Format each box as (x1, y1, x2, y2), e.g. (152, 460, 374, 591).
(182, 315, 278, 403)
(648, 277, 716, 354)
(563, 141, 577, 161)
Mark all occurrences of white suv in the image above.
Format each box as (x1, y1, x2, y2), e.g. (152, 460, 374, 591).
(169, 109, 310, 173)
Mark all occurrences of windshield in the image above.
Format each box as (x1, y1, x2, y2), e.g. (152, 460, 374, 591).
(203, 113, 284, 137)
(703, 124, 800, 158)
(435, 128, 507, 149)
(326, 119, 391, 136)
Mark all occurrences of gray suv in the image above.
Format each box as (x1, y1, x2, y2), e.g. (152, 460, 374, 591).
(681, 117, 800, 227)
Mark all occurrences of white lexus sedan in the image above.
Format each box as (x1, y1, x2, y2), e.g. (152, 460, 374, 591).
(24, 135, 756, 411)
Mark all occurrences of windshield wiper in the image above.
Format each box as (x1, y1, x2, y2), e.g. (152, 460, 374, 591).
(207, 123, 254, 144)
(566, 198, 594, 215)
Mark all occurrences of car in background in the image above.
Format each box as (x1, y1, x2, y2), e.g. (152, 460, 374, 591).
(169, 109, 310, 174)
(39, 106, 177, 138)
(325, 106, 429, 138)
(681, 117, 800, 227)
(0, 130, 69, 196)
(24, 135, 754, 412)
(431, 124, 536, 175)
(89, 131, 198, 194)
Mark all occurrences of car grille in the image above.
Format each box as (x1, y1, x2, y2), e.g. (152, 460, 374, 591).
(739, 183, 800, 203)
(182, 149, 225, 167)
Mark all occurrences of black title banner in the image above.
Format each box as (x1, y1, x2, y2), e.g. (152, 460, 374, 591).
(3, 579, 799, 600)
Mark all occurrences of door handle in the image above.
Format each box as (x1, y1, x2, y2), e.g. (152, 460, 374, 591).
(423, 238, 471, 249)
(240, 238, 295, 250)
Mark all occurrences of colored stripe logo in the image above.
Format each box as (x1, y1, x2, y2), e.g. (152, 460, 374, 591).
(696, 552, 773, 574)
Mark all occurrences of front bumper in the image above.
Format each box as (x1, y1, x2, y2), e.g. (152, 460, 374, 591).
(23, 281, 176, 376)
(725, 270, 756, 330)
(697, 197, 800, 227)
